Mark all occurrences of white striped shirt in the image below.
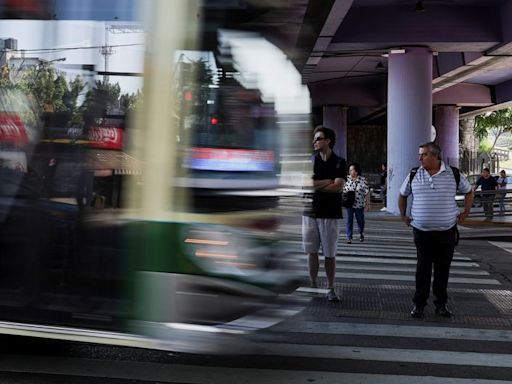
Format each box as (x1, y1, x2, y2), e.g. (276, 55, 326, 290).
(399, 162, 472, 231)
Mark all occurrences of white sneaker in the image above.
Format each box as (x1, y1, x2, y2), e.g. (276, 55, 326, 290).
(380, 207, 387, 212)
(327, 288, 340, 302)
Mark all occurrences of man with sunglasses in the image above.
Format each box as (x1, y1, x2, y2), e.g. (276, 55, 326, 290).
(398, 142, 473, 318)
(302, 126, 346, 302)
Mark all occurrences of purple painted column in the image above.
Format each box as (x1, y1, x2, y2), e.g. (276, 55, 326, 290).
(387, 47, 433, 215)
(323, 106, 347, 159)
(435, 105, 460, 167)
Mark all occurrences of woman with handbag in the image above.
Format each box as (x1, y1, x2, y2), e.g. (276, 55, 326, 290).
(343, 162, 369, 243)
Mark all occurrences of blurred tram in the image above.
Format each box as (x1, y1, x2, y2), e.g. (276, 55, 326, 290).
(0, 0, 311, 352)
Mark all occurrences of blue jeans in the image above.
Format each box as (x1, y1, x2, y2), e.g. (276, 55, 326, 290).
(346, 207, 365, 239)
(498, 191, 506, 213)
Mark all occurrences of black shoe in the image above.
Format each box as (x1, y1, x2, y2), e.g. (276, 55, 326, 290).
(359, 234, 364, 242)
(410, 305, 424, 318)
(435, 305, 452, 318)
(347, 239, 352, 244)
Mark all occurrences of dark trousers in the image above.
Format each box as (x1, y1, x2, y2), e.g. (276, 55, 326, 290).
(412, 226, 457, 307)
(482, 194, 495, 218)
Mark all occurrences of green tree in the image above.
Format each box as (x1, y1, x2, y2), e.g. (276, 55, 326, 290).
(120, 89, 143, 113)
(17, 65, 68, 113)
(81, 79, 122, 120)
(474, 108, 512, 153)
(63, 75, 86, 126)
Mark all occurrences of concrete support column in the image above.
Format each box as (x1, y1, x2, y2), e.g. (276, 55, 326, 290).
(387, 47, 433, 215)
(435, 105, 460, 167)
(323, 106, 347, 159)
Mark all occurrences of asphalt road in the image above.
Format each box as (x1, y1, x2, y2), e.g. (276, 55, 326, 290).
(1, 217, 512, 383)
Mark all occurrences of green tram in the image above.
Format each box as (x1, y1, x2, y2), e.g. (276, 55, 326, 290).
(0, 0, 311, 352)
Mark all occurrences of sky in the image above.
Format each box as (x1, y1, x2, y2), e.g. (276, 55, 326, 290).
(0, 19, 145, 94)
(0, 1, 310, 115)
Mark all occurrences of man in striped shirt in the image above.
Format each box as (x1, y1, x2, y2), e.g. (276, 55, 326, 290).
(399, 142, 473, 318)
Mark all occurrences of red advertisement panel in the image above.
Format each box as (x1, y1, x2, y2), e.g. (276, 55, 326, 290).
(0, 113, 29, 145)
(88, 126, 123, 150)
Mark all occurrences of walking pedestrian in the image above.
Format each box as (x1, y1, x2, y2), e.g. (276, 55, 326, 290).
(302, 126, 346, 302)
(398, 142, 473, 318)
(379, 162, 387, 211)
(474, 168, 498, 220)
(343, 162, 369, 243)
(496, 170, 508, 216)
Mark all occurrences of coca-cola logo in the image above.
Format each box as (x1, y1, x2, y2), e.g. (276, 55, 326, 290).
(0, 114, 28, 144)
(88, 127, 123, 149)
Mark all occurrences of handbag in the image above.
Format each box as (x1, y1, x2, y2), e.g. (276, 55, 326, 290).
(341, 190, 355, 208)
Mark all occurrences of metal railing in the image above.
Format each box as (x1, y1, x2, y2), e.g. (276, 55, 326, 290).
(460, 189, 512, 218)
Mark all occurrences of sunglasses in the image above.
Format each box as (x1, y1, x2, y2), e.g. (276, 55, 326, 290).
(313, 137, 326, 143)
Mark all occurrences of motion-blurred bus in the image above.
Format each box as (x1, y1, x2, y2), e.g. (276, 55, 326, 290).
(0, 0, 311, 352)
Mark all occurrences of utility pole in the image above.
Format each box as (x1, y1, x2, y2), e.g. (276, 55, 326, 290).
(99, 22, 143, 83)
(99, 23, 114, 83)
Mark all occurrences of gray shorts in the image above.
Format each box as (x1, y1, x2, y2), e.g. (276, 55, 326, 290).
(302, 216, 341, 259)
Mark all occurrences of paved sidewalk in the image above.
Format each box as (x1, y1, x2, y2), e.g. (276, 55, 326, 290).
(289, 209, 512, 328)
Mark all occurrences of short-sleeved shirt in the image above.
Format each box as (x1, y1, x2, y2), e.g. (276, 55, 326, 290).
(476, 176, 498, 191)
(497, 177, 508, 190)
(399, 162, 472, 231)
(343, 176, 369, 209)
(305, 152, 346, 218)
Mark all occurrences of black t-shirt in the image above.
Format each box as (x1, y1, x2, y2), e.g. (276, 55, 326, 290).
(476, 176, 498, 191)
(305, 152, 346, 218)
(380, 171, 387, 186)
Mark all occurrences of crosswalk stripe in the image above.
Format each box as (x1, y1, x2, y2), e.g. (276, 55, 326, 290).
(0, 356, 509, 384)
(323, 272, 500, 285)
(285, 255, 480, 267)
(285, 241, 470, 260)
(293, 271, 499, 284)
(322, 264, 490, 275)
(270, 321, 512, 342)
(257, 343, 512, 368)
(286, 250, 472, 261)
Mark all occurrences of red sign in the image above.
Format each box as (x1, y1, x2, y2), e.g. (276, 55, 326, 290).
(0, 113, 29, 145)
(88, 126, 123, 149)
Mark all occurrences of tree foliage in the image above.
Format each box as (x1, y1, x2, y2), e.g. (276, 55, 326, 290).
(474, 108, 512, 153)
(120, 89, 143, 113)
(2, 63, 142, 126)
(16, 66, 68, 113)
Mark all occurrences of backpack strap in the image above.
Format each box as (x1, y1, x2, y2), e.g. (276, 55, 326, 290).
(450, 166, 460, 189)
(409, 167, 419, 186)
(409, 165, 460, 188)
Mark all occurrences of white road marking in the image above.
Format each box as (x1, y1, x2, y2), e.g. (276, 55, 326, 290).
(257, 343, 512, 368)
(489, 241, 512, 254)
(271, 321, 512, 342)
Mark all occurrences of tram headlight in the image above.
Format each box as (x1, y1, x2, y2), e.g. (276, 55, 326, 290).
(184, 226, 271, 275)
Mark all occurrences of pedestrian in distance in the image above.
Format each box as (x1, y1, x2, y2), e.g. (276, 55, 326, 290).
(380, 162, 387, 212)
(398, 142, 473, 318)
(474, 168, 498, 220)
(496, 170, 508, 216)
(302, 126, 346, 302)
(343, 162, 369, 243)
